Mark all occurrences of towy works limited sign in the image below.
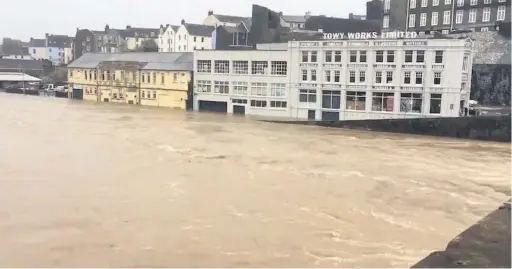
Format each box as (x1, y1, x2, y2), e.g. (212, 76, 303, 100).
(322, 31, 418, 40)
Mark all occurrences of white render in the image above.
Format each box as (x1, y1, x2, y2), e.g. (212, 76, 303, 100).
(158, 26, 177, 52)
(193, 38, 473, 121)
(29, 46, 46, 60)
(63, 47, 73, 64)
(175, 25, 213, 52)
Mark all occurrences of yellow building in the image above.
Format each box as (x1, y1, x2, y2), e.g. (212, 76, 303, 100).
(67, 52, 193, 109)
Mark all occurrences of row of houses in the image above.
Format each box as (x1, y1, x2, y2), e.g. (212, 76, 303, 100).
(67, 34, 474, 121)
(1, 34, 73, 66)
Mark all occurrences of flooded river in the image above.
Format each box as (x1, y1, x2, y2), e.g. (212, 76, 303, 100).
(0, 93, 510, 267)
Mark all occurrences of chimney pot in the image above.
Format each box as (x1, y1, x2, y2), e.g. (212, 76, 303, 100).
(208, 10, 214, 16)
(181, 19, 186, 25)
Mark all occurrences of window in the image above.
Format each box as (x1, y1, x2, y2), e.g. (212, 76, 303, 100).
(334, 51, 342, 62)
(334, 70, 340, 82)
(359, 51, 367, 62)
(435, 51, 443, 63)
(387, 50, 395, 62)
(152, 73, 156, 84)
(420, 13, 427, 26)
(270, 101, 287, 108)
(302, 51, 309, 62)
(432, 12, 439, 25)
(433, 0, 439, 5)
(434, 72, 442, 85)
(271, 61, 287, 75)
(404, 71, 411, 84)
(415, 72, 423, 84)
(146, 73, 150, 83)
(422, 0, 428, 7)
(400, 93, 423, 113)
(470, 0, 477, 4)
(142, 91, 145, 98)
(193, 36, 197, 42)
(443, 10, 451, 25)
(322, 90, 341, 109)
(445, 0, 451, 4)
(482, 7, 491, 22)
(372, 92, 394, 112)
(383, 15, 389, 28)
(299, 89, 317, 103)
(375, 71, 383, 83)
(386, 71, 393, 83)
(152, 91, 157, 99)
(233, 61, 249, 74)
(456, 10, 463, 24)
(384, 0, 391, 11)
(417, 50, 425, 62)
(325, 51, 333, 62)
(405, 50, 413, 62)
(302, 69, 308, 81)
(350, 51, 357, 62)
(232, 81, 248, 95)
(270, 83, 286, 97)
(214, 60, 229, 73)
(409, 14, 416, 27)
(484, 0, 491, 3)
(251, 61, 268, 75)
(497, 6, 506, 21)
(161, 73, 165, 84)
(250, 82, 267, 96)
(346, 91, 366, 111)
(84, 70, 88, 80)
(250, 100, 267, 108)
(325, 70, 332, 82)
(457, 0, 464, 6)
(196, 80, 211, 92)
(214, 81, 229, 94)
(201, 37, 204, 42)
(430, 94, 442, 114)
(232, 99, 247, 104)
(311, 51, 317, 62)
(311, 70, 317, 81)
(469, 9, 477, 22)
(359, 71, 366, 82)
(376, 50, 384, 62)
(349, 70, 356, 83)
(410, 0, 417, 8)
(462, 56, 469, 71)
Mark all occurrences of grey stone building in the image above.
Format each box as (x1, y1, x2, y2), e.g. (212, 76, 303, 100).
(383, 0, 511, 33)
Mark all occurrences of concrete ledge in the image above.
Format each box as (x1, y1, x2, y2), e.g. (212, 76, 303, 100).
(411, 200, 511, 268)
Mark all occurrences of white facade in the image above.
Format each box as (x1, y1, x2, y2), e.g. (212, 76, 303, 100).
(126, 37, 158, 51)
(63, 47, 73, 64)
(29, 47, 46, 60)
(193, 38, 473, 121)
(158, 26, 177, 52)
(0, 54, 33, 60)
(175, 25, 213, 52)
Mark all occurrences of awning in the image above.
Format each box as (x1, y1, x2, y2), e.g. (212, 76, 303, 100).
(0, 72, 41, 82)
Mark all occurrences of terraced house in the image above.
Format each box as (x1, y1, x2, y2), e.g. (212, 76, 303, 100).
(67, 52, 193, 109)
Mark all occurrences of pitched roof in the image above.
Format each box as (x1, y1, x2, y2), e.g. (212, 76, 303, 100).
(29, 38, 46, 47)
(183, 24, 215, 37)
(214, 14, 249, 24)
(0, 59, 45, 70)
(281, 15, 307, 23)
(47, 35, 73, 48)
(67, 52, 194, 71)
(240, 18, 252, 31)
(125, 27, 159, 38)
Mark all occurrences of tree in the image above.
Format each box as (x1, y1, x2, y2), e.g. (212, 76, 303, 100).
(1, 38, 26, 55)
(135, 39, 158, 52)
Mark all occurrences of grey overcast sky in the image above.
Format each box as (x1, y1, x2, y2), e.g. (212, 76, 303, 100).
(0, 0, 365, 41)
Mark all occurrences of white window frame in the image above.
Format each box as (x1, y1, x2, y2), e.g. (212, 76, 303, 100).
(433, 72, 442, 85)
(457, 0, 464, 7)
(251, 61, 268, 75)
(445, 0, 452, 5)
(409, 14, 416, 27)
(214, 60, 229, 74)
(432, 12, 439, 25)
(484, 0, 491, 4)
(422, 0, 428, 7)
(270, 61, 287, 76)
(410, 0, 417, 9)
(383, 15, 390, 28)
(456, 10, 464, 24)
(250, 82, 268, 96)
(196, 80, 212, 93)
(469, 9, 477, 23)
(270, 83, 286, 97)
(420, 13, 427, 26)
(497, 6, 506, 21)
(197, 60, 211, 73)
(470, 0, 478, 5)
(232, 81, 248, 95)
(443, 10, 451, 25)
(213, 81, 229, 94)
(232, 60, 249, 74)
(433, 0, 440, 6)
(482, 7, 491, 22)
(384, 0, 391, 12)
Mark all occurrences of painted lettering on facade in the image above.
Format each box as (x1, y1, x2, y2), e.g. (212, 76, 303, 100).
(322, 31, 418, 40)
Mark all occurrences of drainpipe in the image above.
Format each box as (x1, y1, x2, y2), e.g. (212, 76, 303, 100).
(405, 0, 410, 32)
(449, 0, 455, 32)
(137, 68, 141, 105)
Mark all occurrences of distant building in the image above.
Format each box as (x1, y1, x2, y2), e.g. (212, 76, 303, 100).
(367, 0, 384, 21)
(158, 24, 180, 52)
(383, 0, 511, 34)
(46, 34, 73, 66)
(280, 14, 309, 29)
(212, 20, 251, 50)
(67, 52, 194, 109)
(203, 10, 250, 27)
(28, 38, 46, 60)
(0, 58, 49, 78)
(73, 29, 95, 61)
(175, 20, 215, 52)
(124, 26, 160, 51)
(349, 13, 367, 20)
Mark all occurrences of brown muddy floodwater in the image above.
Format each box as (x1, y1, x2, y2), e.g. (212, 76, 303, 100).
(0, 93, 510, 267)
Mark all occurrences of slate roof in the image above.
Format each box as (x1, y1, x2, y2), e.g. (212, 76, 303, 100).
(281, 15, 307, 23)
(0, 59, 45, 70)
(184, 23, 215, 37)
(215, 14, 249, 24)
(47, 35, 73, 48)
(240, 18, 252, 31)
(125, 27, 160, 38)
(0, 72, 41, 82)
(67, 52, 193, 71)
(29, 38, 46, 47)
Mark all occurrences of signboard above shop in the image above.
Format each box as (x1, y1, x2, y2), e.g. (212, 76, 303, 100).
(322, 31, 418, 40)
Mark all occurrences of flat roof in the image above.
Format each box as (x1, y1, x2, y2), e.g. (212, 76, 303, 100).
(0, 72, 41, 82)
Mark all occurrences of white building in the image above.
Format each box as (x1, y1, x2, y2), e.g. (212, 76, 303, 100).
(175, 21, 215, 52)
(203, 10, 249, 28)
(193, 36, 473, 121)
(158, 24, 179, 52)
(28, 38, 46, 60)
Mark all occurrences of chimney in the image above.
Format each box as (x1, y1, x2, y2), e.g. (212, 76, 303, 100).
(126, 25, 131, 30)
(181, 19, 186, 25)
(278, 11, 283, 16)
(208, 10, 214, 16)
(30, 37, 33, 41)
(45, 33, 49, 38)
(160, 24, 164, 29)
(105, 24, 110, 32)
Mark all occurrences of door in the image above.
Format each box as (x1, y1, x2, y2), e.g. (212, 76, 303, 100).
(308, 110, 316, 120)
(198, 100, 228, 113)
(321, 111, 340, 121)
(233, 105, 246, 115)
(103, 98, 109, 102)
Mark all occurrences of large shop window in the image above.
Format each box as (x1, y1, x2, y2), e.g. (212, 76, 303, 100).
(400, 93, 423, 113)
(372, 92, 394, 112)
(346, 91, 366, 111)
(321, 90, 341, 109)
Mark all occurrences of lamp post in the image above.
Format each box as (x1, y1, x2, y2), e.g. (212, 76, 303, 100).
(18, 65, 25, 95)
